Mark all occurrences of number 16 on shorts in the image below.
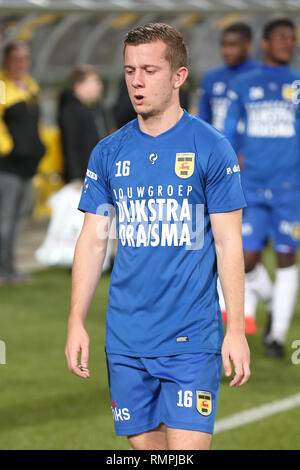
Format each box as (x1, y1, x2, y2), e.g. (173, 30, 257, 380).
(177, 389, 212, 416)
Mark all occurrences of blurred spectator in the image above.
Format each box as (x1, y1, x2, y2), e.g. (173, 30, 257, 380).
(0, 42, 45, 284)
(198, 22, 258, 133)
(58, 65, 113, 187)
(224, 18, 300, 358)
(57, 65, 115, 272)
(113, 76, 191, 129)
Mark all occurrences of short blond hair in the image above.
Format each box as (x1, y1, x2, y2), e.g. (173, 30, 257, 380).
(124, 23, 188, 71)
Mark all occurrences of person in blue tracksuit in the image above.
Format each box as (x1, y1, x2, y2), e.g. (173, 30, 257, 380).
(198, 22, 258, 137)
(198, 22, 259, 329)
(224, 18, 300, 358)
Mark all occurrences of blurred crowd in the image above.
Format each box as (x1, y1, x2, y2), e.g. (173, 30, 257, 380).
(0, 31, 115, 283)
(0, 22, 192, 286)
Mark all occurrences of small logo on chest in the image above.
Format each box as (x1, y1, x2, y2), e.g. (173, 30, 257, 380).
(149, 153, 159, 164)
(175, 153, 195, 178)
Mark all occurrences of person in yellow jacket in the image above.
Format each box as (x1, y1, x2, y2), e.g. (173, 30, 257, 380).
(0, 42, 45, 284)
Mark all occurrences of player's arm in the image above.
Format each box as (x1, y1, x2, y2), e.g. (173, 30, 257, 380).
(198, 73, 212, 123)
(210, 209, 250, 388)
(65, 211, 109, 379)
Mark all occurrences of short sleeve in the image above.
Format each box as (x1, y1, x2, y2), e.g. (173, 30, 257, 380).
(78, 143, 114, 215)
(205, 137, 246, 213)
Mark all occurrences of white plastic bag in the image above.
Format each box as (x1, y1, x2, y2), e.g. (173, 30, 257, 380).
(35, 184, 84, 267)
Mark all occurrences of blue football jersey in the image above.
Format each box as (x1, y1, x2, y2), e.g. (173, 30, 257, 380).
(198, 58, 259, 132)
(224, 65, 300, 190)
(78, 110, 246, 357)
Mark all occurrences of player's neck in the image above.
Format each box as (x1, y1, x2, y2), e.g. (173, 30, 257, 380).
(137, 103, 184, 137)
(264, 57, 289, 68)
(228, 55, 250, 69)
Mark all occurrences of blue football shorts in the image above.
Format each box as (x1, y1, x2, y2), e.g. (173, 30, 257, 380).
(106, 352, 222, 436)
(242, 186, 300, 254)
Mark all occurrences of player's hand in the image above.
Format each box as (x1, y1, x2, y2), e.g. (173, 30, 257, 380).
(221, 332, 250, 387)
(65, 322, 90, 379)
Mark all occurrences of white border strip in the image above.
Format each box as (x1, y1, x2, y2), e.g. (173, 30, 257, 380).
(215, 393, 300, 434)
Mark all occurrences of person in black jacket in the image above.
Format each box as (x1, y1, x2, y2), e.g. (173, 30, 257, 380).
(58, 65, 113, 187)
(58, 65, 115, 272)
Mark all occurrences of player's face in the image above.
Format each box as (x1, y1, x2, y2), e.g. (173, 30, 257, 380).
(262, 26, 296, 65)
(124, 41, 177, 119)
(220, 32, 251, 66)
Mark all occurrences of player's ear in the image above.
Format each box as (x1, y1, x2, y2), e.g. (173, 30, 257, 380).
(173, 66, 189, 90)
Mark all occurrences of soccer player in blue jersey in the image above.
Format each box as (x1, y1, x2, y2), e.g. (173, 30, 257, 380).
(65, 23, 250, 450)
(198, 23, 259, 331)
(224, 18, 300, 358)
(198, 22, 258, 133)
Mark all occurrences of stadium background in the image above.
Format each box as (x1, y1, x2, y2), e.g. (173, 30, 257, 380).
(1, 0, 300, 450)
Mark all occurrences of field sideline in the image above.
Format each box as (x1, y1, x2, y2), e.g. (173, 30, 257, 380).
(0, 245, 300, 450)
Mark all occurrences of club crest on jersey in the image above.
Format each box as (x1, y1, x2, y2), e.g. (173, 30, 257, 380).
(282, 84, 295, 101)
(196, 391, 212, 416)
(175, 153, 195, 178)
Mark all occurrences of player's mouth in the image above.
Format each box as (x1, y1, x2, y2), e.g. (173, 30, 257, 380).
(133, 94, 145, 105)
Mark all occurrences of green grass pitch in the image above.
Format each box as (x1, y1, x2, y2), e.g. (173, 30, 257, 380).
(0, 246, 300, 450)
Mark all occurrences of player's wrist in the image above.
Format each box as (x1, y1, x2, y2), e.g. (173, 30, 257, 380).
(67, 313, 86, 329)
(225, 323, 245, 336)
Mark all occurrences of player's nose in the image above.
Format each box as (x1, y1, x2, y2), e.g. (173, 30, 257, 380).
(131, 70, 144, 88)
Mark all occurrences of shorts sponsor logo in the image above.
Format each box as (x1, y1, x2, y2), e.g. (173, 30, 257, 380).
(111, 401, 131, 422)
(196, 390, 212, 416)
(175, 153, 195, 178)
